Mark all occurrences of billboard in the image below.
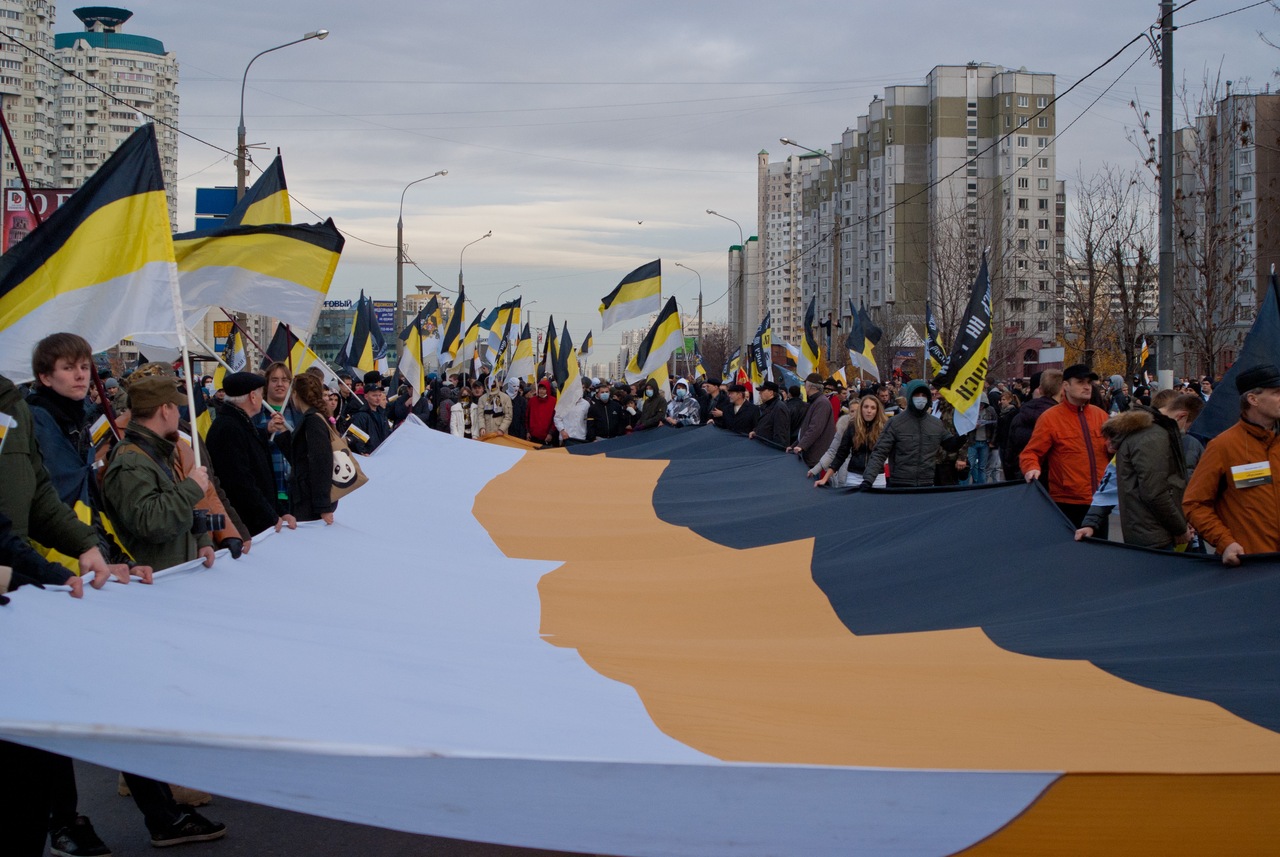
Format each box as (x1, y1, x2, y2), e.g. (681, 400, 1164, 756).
(372, 300, 396, 335)
(3, 188, 77, 251)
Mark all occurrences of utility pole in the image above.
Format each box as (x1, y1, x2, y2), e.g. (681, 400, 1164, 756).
(1157, 0, 1175, 389)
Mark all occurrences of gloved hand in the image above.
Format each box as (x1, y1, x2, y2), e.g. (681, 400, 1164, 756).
(219, 538, 244, 559)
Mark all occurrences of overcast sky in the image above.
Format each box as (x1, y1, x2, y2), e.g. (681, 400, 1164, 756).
(111, 1, 1277, 354)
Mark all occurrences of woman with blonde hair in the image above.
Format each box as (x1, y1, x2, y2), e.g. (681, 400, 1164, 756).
(815, 395, 889, 488)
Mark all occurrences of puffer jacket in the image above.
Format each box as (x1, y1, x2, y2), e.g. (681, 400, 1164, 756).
(1107, 406, 1188, 548)
(1019, 399, 1110, 505)
(526, 380, 557, 443)
(862, 379, 952, 487)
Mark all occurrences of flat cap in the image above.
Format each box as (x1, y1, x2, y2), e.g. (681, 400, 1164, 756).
(1236, 363, 1280, 393)
(223, 371, 266, 397)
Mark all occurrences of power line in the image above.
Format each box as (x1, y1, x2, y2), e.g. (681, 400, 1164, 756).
(1179, 0, 1273, 27)
(758, 31, 1150, 281)
(0, 30, 235, 159)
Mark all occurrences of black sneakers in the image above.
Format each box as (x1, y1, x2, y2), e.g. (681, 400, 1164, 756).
(49, 815, 112, 857)
(149, 806, 227, 848)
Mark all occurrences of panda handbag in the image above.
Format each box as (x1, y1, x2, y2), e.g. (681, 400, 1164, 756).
(327, 423, 368, 500)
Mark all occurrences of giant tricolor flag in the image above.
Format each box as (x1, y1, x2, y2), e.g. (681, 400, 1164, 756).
(599, 259, 661, 330)
(0, 124, 180, 380)
(5, 423, 1280, 855)
(625, 295, 682, 383)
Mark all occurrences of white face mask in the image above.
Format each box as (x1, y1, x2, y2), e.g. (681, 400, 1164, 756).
(911, 396, 928, 410)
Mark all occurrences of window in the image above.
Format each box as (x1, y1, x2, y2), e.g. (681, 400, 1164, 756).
(1240, 151, 1251, 166)
(1017, 135, 1029, 148)
(1038, 280, 1049, 291)
(1005, 95, 1012, 107)
(1017, 95, 1029, 107)
(1038, 157, 1049, 169)
(1241, 202, 1253, 220)
(1017, 239, 1028, 251)
(1037, 198, 1049, 210)
(1037, 137, 1049, 148)
(1037, 239, 1049, 251)
(1038, 321, 1050, 333)
(1018, 156, 1029, 167)
(1240, 176, 1253, 193)
(1037, 218, 1050, 230)
(1018, 116, 1029, 127)
(1018, 197, 1029, 210)
(1017, 259, 1028, 270)
(1038, 178, 1050, 190)
(1017, 177, 1029, 189)
(1017, 218, 1029, 229)
(1018, 279, 1029, 292)
(1037, 116, 1048, 128)
(1038, 301, 1049, 312)
(1037, 96, 1048, 108)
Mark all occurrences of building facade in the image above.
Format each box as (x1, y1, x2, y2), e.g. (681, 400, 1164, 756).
(758, 63, 1063, 378)
(53, 6, 179, 225)
(1172, 87, 1278, 377)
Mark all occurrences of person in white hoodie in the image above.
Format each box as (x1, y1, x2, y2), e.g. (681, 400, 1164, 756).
(449, 386, 481, 439)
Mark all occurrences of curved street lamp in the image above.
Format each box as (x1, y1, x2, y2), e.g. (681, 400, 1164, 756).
(396, 170, 447, 335)
(236, 29, 329, 199)
(781, 137, 840, 354)
(673, 261, 702, 345)
(706, 210, 745, 346)
(459, 231, 493, 291)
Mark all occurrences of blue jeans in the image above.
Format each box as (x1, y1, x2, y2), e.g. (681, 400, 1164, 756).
(967, 441, 989, 485)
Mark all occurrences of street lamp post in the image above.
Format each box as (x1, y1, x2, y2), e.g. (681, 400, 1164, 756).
(706, 209, 744, 348)
(781, 137, 840, 360)
(673, 261, 702, 346)
(459, 231, 493, 292)
(236, 29, 328, 200)
(396, 170, 447, 337)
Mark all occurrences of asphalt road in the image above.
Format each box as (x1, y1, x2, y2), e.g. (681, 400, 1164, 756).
(69, 761, 603, 857)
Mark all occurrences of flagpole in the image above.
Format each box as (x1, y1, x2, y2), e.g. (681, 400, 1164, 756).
(187, 331, 236, 375)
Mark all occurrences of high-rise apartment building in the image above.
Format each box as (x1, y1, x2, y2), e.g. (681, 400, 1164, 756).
(757, 151, 818, 345)
(758, 63, 1063, 377)
(0, 0, 59, 189)
(54, 6, 179, 225)
(1172, 86, 1277, 376)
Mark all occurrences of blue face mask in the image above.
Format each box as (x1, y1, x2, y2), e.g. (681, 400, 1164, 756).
(675, 388, 688, 400)
(596, 391, 610, 401)
(645, 389, 654, 398)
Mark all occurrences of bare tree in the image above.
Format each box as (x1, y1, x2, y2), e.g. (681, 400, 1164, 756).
(1063, 169, 1117, 368)
(1131, 72, 1258, 377)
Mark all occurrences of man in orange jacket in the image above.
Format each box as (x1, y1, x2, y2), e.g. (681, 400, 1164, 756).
(1020, 364, 1110, 528)
(1183, 363, 1280, 566)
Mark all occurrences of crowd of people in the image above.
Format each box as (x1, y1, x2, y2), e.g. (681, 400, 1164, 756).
(3, 329, 1279, 855)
